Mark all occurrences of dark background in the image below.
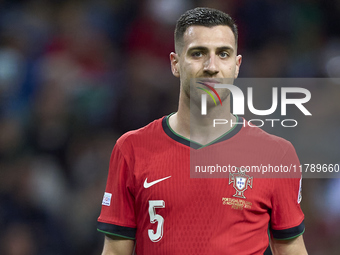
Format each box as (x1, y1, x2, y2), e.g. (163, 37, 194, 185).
(0, 0, 339, 254)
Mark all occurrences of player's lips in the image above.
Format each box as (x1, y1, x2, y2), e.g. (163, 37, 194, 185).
(197, 78, 221, 87)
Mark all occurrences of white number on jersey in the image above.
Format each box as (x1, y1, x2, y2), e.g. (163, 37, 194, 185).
(148, 200, 165, 242)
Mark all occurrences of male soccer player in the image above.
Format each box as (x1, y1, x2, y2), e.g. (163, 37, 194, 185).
(97, 7, 308, 255)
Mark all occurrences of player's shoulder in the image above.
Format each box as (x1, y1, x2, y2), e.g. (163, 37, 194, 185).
(116, 116, 165, 147)
(241, 118, 294, 152)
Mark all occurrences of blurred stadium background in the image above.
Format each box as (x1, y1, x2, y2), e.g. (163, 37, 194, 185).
(0, 0, 339, 254)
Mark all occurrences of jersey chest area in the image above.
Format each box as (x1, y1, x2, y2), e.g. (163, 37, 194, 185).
(128, 145, 274, 254)
(131, 146, 272, 210)
(132, 151, 272, 225)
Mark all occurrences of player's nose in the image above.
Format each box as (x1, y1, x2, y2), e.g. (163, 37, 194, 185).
(203, 54, 219, 76)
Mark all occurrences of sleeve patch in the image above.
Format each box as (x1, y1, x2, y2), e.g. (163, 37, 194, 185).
(271, 220, 305, 240)
(102, 192, 112, 206)
(97, 222, 136, 239)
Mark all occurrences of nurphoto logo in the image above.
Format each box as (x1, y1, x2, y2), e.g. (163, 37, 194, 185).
(196, 79, 312, 128)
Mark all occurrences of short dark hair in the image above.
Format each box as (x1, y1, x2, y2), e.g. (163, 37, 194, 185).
(174, 7, 238, 53)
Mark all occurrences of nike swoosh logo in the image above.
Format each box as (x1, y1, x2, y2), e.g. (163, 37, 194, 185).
(143, 176, 171, 188)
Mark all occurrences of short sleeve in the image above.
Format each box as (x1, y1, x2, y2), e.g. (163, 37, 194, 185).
(270, 143, 305, 240)
(97, 143, 136, 239)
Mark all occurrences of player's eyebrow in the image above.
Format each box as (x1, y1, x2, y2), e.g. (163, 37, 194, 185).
(187, 46, 235, 53)
(188, 46, 208, 52)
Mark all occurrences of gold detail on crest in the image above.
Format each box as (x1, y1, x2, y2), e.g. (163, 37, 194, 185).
(222, 197, 252, 210)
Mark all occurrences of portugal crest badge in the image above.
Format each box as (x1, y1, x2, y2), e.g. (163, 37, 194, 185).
(229, 167, 253, 199)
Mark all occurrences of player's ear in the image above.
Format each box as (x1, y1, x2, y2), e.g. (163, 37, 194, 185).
(170, 52, 180, 78)
(234, 54, 242, 79)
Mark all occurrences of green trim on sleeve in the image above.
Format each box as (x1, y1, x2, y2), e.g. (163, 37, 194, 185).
(97, 229, 136, 240)
(273, 228, 305, 241)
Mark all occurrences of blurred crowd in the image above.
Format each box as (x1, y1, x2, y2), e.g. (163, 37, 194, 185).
(0, 0, 339, 254)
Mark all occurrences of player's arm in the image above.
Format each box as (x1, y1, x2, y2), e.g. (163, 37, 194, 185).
(98, 143, 136, 255)
(102, 234, 135, 255)
(270, 235, 308, 255)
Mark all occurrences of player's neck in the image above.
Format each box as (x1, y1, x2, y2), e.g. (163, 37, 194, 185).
(169, 93, 236, 145)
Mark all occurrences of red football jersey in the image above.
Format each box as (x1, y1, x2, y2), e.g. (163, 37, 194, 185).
(97, 115, 305, 254)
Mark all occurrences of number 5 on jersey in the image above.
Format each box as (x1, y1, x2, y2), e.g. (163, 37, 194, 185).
(148, 200, 165, 242)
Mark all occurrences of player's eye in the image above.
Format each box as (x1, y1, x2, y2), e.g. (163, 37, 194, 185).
(219, 51, 229, 58)
(191, 51, 203, 58)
